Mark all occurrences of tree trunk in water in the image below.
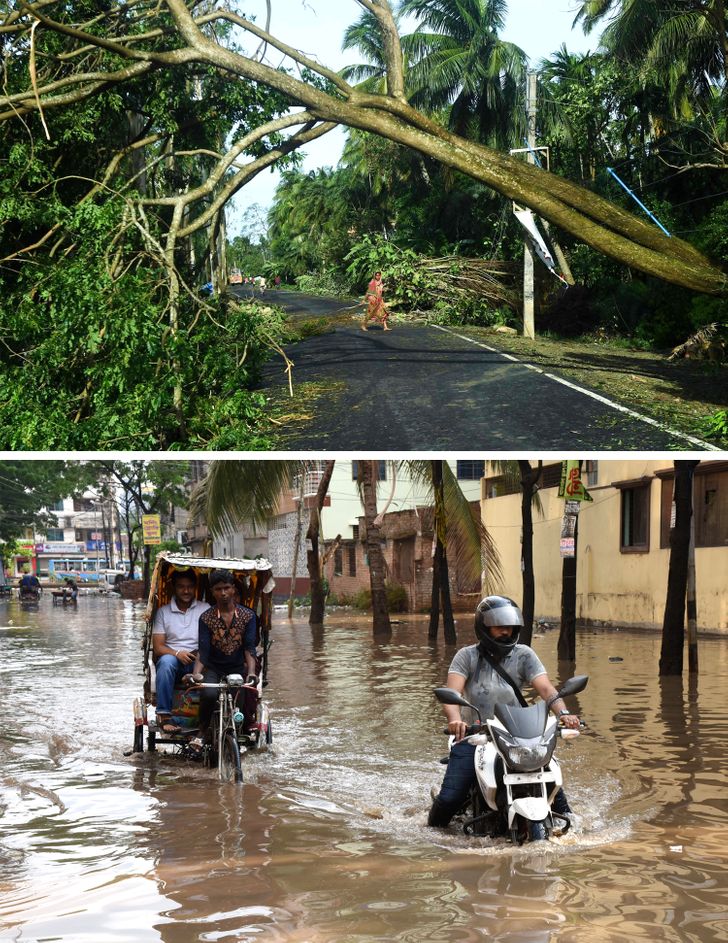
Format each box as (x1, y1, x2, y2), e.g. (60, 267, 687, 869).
(429, 460, 443, 640)
(659, 461, 699, 676)
(307, 460, 336, 626)
(687, 516, 698, 675)
(288, 471, 305, 619)
(360, 460, 391, 637)
(557, 514, 578, 661)
(518, 460, 541, 647)
(428, 536, 440, 640)
(439, 545, 456, 644)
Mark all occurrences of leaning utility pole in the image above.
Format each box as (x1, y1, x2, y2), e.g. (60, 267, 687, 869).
(523, 70, 537, 340)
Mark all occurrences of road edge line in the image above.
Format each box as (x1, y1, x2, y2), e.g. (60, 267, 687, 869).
(432, 324, 720, 452)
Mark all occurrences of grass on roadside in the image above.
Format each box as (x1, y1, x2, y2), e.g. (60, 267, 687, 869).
(455, 326, 728, 449)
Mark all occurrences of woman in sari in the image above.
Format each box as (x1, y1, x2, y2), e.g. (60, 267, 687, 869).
(361, 271, 391, 331)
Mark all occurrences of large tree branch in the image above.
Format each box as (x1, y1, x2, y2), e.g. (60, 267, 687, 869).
(3, 0, 726, 293)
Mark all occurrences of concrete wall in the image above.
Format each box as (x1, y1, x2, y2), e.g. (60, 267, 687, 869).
(325, 505, 481, 613)
(481, 459, 728, 633)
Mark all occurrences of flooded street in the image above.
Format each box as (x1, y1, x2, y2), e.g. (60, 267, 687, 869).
(1, 595, 727, 942)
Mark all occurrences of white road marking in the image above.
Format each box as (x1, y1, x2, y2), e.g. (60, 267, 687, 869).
(432, 324, 721, 451)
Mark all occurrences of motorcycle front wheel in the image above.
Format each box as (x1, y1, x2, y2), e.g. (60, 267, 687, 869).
(528, 819, 548, 842)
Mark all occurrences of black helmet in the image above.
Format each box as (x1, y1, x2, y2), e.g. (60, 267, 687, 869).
(474, 595, 523, 659)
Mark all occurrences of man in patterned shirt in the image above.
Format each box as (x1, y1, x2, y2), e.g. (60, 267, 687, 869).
(192, 569, 258, 742)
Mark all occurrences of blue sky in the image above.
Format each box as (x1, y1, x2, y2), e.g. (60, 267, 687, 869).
(232, 1, 599, 233)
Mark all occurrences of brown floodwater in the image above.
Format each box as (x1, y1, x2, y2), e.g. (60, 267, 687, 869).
(1, 595, 727, 942)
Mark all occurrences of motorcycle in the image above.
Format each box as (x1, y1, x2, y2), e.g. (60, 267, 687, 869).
(434, 674, 588, 844)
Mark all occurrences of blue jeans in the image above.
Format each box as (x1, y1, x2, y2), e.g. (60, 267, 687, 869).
(155, 654, 194, 714)
(433, 740, 477, 819)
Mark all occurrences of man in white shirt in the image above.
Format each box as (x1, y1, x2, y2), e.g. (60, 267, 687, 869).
(152, 571, 210, 732)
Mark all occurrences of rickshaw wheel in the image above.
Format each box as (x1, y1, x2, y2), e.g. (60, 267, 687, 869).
(221, 733, 243, 783)
(133, 725, 143, 753)
(265, 720, 273, 746)
(147, 729, 157, 752)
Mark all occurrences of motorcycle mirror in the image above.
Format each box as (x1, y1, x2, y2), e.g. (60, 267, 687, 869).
(557, 675, 589, 698)
(434, 687, 475, 710)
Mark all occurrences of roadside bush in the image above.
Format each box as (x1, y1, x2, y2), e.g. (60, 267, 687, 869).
(699, 409, 728, 444)
(295, 272, 349, 296)
(352, 583, 409, 612)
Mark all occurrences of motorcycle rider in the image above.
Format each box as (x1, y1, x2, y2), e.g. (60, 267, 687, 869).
(428, 595, 581, 828)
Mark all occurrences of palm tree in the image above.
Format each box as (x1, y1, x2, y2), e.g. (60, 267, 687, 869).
(357, 460, 392, 637)
(400, 0, 527, 147)
(575, 0, 727, 114)
(189, 460, 335, 626)
(660, 460, 701, 676)
(306, 461, 336, 625)
(490, 460, 543, 646)
(430, 459, 456, 642)
(518, 460, 543, 646)
(405, 460, 501, 642)
(341, 10, 394, 93)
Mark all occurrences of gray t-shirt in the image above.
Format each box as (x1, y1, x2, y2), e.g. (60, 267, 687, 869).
(448, 643, 546, 722)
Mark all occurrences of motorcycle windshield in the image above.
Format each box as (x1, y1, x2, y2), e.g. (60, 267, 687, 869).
(494, 700, 549, 738)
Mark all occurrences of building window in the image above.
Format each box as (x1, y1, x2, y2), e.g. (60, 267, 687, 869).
(456, 460, 485, 481)
(46, 528, 65, 542)
(620, 482, 650, 552)
(269, 514, 288, 531)
(51, 500, 65, 511)
(351, 524, 359, 540)
(584, 460, 599, 487)
(351, 460, 387, 481)
(347, 544, 357, 577)
(334, 547, 343, 576)
(660, 464, 728, 549)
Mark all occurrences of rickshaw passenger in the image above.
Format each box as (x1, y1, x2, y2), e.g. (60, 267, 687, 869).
(20, 573, 41, 594)
(192, 569, 258, 743)
(152, 571, 210, 733)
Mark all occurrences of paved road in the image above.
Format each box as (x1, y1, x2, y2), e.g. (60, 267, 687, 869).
(233, 286, 355, 320)
(258, 311, 699, 450)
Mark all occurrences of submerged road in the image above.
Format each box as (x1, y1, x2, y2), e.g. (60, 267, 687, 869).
(253, 291, 705, 450)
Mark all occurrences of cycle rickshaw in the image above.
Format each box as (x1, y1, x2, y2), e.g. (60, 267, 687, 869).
(131, 552, 275, 782)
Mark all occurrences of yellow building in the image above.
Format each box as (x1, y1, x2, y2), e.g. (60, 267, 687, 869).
(481, 459, 728, 634)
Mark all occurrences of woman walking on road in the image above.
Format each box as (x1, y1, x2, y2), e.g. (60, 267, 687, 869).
(362, 271, 391, 331)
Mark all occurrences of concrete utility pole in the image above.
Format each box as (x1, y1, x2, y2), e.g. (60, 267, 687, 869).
(523, 71, 537, 340)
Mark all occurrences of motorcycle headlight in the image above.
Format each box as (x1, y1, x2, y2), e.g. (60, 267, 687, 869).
(492, 726, 558, 772)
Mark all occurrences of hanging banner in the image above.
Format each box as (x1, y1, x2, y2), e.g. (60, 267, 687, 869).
(558, 461, 593, 502)
(142, 514, 162, 545)
(513, 207, 565, 282)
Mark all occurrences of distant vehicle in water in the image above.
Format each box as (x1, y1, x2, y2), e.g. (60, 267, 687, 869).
(229, 268, 243, 284)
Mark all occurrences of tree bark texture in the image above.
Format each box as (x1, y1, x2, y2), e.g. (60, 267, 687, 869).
(428, 536, 440, 640)
(307, 460, 335, 626)
(557, 514, 578, 662)
(288, 471, 305, 619)
(659, 461, 699, 676)
(360, 460, 391, 637)
(518, 460, 541, 647)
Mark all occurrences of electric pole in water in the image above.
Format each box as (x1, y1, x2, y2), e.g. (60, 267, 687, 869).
(523, 71, 538, 340)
